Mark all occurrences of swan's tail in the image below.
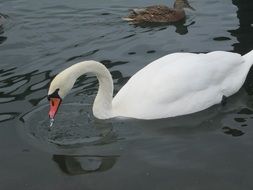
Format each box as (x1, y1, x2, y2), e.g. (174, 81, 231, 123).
(243, 50, 253, 66)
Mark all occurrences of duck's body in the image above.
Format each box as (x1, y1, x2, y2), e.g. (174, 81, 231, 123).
(123, 0, 195, 24)
(48, 50, 253, 121)
(124, 5, 186, 23)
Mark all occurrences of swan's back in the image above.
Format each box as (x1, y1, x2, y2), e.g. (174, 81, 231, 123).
(112, 51, 249, 119)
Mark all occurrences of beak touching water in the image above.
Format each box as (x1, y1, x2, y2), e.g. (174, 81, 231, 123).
(48, 97, 62, 120)
(48, 97, 62, 128)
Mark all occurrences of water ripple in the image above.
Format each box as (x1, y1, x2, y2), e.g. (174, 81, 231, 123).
(66, 49, 100, 62)
(0, 112, 19, 123)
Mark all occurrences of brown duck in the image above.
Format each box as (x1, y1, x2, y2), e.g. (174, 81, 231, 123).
(123, 0, 195, 24)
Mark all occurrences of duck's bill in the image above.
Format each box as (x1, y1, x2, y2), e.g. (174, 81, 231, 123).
(48, 97, 62, 119)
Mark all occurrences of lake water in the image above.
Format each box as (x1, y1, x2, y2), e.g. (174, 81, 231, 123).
(1, 0, 253, 189)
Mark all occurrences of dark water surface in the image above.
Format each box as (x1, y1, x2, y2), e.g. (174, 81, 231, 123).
(1, 0, 253, 189)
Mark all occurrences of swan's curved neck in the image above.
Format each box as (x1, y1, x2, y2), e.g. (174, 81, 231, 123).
(68, 61, 114, 119)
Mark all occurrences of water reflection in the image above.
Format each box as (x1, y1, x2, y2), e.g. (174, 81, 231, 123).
(222, 126, 244, 137)
(66, 49, 99, 62)
(230, 0, 253, 54)
(228, 0, 253, 136)
(130, 20, 195, 35)
(53, 155, 118, 175)
(220, 104, 253, 137)
(18, 102, 121, 150)
(0, 13, 7, 45)
(0, 69, 48, 102)
(18, 103, 122, 175)
(0, 112, 19, 123)
(0, 36, 7, 45)
(237, 108, 253, 115)
(213, 36, 231, 41)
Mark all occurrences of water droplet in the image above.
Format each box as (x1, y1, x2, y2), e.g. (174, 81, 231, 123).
(49, 118, 54, 128)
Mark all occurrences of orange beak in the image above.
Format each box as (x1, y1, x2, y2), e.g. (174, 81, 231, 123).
(49, 97, 62, 119)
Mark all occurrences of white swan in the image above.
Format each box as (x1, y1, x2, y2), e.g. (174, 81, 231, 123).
(48, 50, 253, 120)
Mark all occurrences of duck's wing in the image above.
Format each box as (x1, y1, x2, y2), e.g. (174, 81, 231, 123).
(130, 5, 173, 15)
(113, 51, 248, 119)
(131, 8, 147, 15)
(124, 5, 175, 22)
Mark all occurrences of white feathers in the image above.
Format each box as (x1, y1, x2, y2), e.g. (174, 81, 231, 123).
(48, 50, 253, 120)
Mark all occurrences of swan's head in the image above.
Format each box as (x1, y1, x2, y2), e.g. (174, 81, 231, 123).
(47, 70, 76, 119)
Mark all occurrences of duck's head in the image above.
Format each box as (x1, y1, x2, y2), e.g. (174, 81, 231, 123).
(174, 0, 195, 11)
(47, 71, 76, 119)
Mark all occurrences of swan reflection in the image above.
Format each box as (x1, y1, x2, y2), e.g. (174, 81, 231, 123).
(53, 155, 118, 175)
(0, 13, 7, 45)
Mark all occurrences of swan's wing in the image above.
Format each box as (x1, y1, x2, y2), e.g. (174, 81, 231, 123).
(112, 51, 246, 119)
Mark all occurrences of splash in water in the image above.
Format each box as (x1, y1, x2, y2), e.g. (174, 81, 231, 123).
(49, 118, 54, 128)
